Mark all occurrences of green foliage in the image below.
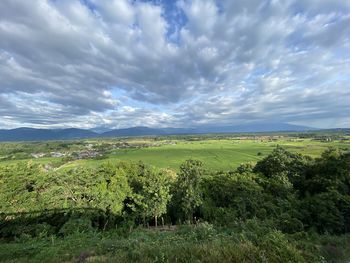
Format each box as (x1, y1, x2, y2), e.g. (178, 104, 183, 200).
(0, 162, 46, 213)
(92, 165, 131, 214)
(201, 172, 264, 224)
(59, 217, 94, 236)
(1, 226, 337, 263)
(171, 159, 203, 222)
(126, 162, 172, 226)
(254, 146, 310, 185)
(297, 148, 350, 234)
(1, 141, 350, 262)
(1, 147, 350, 236)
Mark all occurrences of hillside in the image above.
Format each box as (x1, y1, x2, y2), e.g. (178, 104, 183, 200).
(0, 123, 316, 141)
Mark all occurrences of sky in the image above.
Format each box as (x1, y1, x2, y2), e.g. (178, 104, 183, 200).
(0, 0, 349, 130)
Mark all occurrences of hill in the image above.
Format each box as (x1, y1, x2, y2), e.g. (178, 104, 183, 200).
(0, 123, 317, 141)
(101, 123, 315, 137)
(0, 128, 97, 141)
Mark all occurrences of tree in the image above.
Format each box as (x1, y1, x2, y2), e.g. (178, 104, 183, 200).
(172, 159, 203, 223)
(298, 148, 350, 233)
(141, 169, 172, 227)
(0, 161, 45, 213)
(92, 165, 131, 215)
(126, 163, 172, 227)
(254, 146, 310, 187)
(201, 172, 264, 224)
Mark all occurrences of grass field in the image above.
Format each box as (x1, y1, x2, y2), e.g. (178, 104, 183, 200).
(58, 138, 350, 171)
(1, 137, 349, 171)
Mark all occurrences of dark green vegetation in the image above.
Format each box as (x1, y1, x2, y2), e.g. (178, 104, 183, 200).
(1, 134, 350, 262)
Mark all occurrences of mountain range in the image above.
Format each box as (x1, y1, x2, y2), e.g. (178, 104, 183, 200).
(0, 123, 319, 142)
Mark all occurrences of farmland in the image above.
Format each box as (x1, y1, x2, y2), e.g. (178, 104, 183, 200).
(1, 134, 349, 171)
(102, 137, 350, 170)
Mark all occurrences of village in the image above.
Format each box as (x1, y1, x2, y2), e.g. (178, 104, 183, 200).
(30, 140, 177, 160)
(31, 150, 102, 160)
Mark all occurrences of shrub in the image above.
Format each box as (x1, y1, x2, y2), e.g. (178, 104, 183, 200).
(59, 217, 94, 236)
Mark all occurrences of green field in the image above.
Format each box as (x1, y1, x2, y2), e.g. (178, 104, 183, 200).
(62, 138, 349, 170)
(4, 137, 345, 171)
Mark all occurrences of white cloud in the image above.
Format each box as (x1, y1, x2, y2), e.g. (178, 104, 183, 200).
(0, 0, 349, 129)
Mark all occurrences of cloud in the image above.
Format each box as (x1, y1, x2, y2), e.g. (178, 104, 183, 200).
(0, 0, 349, 129)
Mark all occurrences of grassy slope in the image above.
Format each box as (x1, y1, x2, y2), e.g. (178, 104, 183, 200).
(1, 227, 350, 263)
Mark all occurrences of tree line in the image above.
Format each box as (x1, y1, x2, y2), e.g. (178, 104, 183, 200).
(1, 146, 350, 238)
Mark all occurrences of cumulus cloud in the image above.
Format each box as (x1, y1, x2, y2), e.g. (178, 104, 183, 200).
(0, 0, 349, 129)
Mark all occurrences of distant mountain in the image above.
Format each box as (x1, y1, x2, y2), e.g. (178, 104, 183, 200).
(191, 123, 316, 134)
(0, 128, 97, 141)
(90, 126, 112, 134)
(101, 123, 316, 137)
(102, 126, 168, 137)
(0, 123, 317, 141)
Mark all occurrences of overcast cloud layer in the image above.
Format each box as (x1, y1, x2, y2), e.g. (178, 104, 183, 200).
(0, 0, 349, 129)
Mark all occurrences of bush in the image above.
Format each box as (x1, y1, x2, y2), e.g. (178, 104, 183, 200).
(59, 217, 94, 236)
